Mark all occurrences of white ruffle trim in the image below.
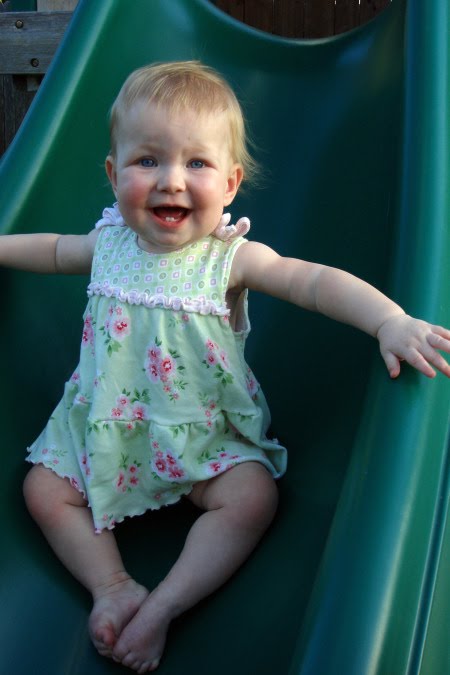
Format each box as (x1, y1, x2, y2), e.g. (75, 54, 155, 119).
(95, 202, 125, 229)
(87, 281, 230, 316)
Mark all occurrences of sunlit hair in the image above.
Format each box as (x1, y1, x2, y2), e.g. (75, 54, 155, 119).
(109, 61, 258, 184)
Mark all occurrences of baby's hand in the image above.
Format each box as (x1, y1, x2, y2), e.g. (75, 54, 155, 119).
(212, 213, 251, 241)
(377, 314, 450, 379)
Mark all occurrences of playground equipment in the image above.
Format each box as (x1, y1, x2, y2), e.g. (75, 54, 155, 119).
(0, 0, 449, 672)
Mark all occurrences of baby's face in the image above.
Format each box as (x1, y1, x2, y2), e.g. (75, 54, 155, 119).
(106, 101, 243, 254)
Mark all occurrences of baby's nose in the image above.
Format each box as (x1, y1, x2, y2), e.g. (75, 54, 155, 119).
(157, 165, 185, 193)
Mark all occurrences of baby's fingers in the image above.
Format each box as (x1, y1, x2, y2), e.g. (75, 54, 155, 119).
(406, 339, 450, 378)
(427, 325, 450, 354)
(424, 346, 450, 377)
(381, 350, 402, 379)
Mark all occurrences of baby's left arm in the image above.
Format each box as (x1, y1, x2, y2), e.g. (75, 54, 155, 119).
(230, 241, 450, 379)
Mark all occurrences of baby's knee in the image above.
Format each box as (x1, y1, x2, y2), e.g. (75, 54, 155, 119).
(238, 465, 279, 530)
(23, 464, 83, 525)
(23, 465, 52, 522)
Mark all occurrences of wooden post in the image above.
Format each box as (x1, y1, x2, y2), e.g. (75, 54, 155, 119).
(274, 0, 304, 38)
(36, 0, 78, 9)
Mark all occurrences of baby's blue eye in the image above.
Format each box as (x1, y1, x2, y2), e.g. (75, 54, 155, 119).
(189, 160, 205, 169)
(140, 158, 156, 168)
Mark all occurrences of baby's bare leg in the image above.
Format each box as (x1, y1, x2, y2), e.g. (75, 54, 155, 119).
(23, 465, 148, 657)
(113, 462, 278, 673)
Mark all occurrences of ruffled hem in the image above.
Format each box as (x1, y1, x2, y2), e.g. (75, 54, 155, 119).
(87, 281, 230, 316)
(25, 455, 195, 533)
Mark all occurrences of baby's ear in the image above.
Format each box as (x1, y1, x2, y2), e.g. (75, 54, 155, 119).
(105, 155, 118, 196)
(224, 164, 244, 206)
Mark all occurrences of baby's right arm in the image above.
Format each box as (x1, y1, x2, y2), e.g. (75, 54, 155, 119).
(0, 228, 99, 274)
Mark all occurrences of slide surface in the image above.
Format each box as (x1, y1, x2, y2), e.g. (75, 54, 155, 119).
(0, 1, 449, 673)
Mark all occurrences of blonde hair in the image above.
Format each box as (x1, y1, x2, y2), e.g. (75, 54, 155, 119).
(109, 61, 258, 183)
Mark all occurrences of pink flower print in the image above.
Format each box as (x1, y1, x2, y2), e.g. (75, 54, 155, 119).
(115, 455, 142, 492)
(169, 466, 185, 480)
(206, 351, 218, 366)
(116, 472, 127, 492)
(148, 362, 159, 382)
(219, 350, 229, 368)
(70, 477, 81, 491)
(203, 340, 234, 385)
(160, 356, 175, 376)
(148, 343, 162, 362)
(117, 394, 130, 407)
(152, 448, 185, 482)
(80, 453, 92, 478)
(145, 338, 187, 399)
(181, 313, 189, 323)
(93, 371, 104, 388)
(71, 371, 80, 384)
(82, 314, 94, 347)
(111, 406, 124, 418)
(132, 404, 146, 421)
(246, 370, 259, 398)
(110, 317, 130, 341)
(127, 465, 140, 487)
(210, 461, 222, 473)
(155, 458, 166, 473)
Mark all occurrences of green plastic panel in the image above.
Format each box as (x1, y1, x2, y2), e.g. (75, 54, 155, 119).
(0, 1, 449, 673)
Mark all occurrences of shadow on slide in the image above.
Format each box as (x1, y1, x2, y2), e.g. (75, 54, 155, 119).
(0, 0, 449, 672)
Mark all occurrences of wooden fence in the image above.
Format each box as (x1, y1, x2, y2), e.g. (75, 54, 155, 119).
(0, 0, 391, 155)
(213, 0, 391, 39)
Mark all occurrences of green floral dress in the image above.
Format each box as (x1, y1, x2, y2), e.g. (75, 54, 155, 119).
(27, 218, 287, 532)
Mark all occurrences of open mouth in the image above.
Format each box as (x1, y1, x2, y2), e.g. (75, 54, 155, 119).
(153, 206, 189, 226)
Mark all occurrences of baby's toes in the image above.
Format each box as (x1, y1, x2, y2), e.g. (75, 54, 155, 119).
(117, 651, 159, 673)
(145, 658, 161, 673)
(138, 659, 160, 674)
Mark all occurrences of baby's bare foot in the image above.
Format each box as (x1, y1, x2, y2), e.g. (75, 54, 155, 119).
(112, 590, 176, 672)
(89, 575, 149, 658)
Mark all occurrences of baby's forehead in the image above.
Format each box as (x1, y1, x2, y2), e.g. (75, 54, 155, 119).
(116, 99, 234, 154)
(120, 98, 232, 138)
(131, 96, 230, 123)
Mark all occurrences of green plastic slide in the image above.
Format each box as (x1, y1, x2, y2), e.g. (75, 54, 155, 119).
(1, 0, 449, 672)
